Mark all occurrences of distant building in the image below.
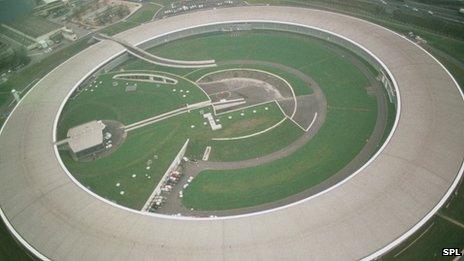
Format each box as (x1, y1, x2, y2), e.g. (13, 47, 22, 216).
(0, 16, 66, 49)
(62, 28, 77, 41)
(66, 120, 106, 160)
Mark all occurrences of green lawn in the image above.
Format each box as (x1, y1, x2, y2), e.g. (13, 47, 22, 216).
(213, 101, 285, 139)
(61, 103, 293, 209)
(100, 3, 161, 36)
(145, 31, 347, 76)
(60, 108, 205, 209)
(127, 3, 160, 24)
(183, 105, 376, 210)
(185, 102, 303, 162)
(185, 105, 299, 162)
(60, 30, 380, 210)
(57, 71, 208, 139)
(383, 216, 464, 260)
(57, 70, 210, 209)
(60, 108, 206, 210)
(58, 68, 299, 208)
(209, 118, 302, 161)
(117, 60, 314, 96)
(60, 120, 187, 209)
(173, 30, 379, 210)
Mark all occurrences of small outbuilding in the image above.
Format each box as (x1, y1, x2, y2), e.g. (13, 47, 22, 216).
(66, 120, 106, 160)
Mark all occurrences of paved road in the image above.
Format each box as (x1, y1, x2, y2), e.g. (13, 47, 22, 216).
(97, 34, 217, 68)
(0, 6, 462, 261)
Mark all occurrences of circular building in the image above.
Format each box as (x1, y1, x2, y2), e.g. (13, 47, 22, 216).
(0, 6, 463, 261)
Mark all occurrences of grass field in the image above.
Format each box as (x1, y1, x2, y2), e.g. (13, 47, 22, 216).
(118, 60, 314, 96)
(185, 104, 297, 162)
(60, 112, 189, 209)
(64, 29, 380, 210)
(171, 30, 379, 210)
(185, 103, 302, 162)
(60, 102, 292, 209)
(100, 3, 161, 36)
(183, 105, 376, 210)
(208, 118, 302, 161)
(116, 31, 349, 96)
(57, 71, 208, 139)
(58, 65, 298, 208)
(212, 101, 284, 139)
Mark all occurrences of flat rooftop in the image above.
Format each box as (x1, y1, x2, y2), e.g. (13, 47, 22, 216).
(67, 120, 105, 153)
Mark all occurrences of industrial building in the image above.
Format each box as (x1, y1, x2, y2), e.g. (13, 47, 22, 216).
(65, 120, 106, 160)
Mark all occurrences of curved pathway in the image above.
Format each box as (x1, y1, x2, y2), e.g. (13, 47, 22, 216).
(97, 34, 217, 68)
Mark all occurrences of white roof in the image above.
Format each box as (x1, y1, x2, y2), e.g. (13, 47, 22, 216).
(66, 120, 105, 153)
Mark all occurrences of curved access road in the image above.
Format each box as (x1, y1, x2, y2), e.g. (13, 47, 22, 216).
(0, 6, 463, 261)
(96, 33, 217, 68)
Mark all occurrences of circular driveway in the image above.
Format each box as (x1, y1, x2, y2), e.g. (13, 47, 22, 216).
(0, 6, 463, 260)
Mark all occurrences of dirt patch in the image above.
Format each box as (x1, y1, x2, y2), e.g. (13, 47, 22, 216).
(198, 69, 295, 115)
(199, 69, 293, 99)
